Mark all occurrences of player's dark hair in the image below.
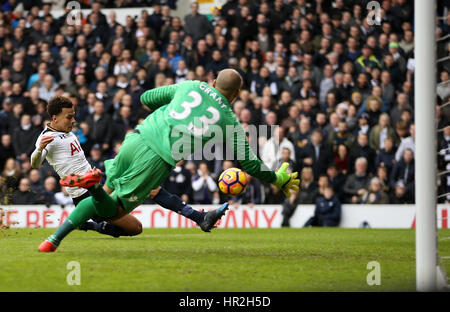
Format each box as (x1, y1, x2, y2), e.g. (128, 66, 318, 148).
(47, 96, 73, 117)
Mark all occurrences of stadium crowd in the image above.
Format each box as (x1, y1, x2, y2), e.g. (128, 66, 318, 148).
(0, 1, 449, 223)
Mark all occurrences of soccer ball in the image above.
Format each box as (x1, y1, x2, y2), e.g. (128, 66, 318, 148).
(218, 168, 247, 196)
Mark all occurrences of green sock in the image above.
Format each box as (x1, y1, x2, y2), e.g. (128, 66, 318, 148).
(87, 184, 119, 218)
(47, 197, 97, 246)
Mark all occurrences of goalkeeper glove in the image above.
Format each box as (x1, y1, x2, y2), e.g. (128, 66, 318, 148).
(273, 162, 300, 197)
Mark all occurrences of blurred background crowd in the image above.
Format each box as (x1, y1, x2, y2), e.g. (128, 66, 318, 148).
(0, 1, 449, 225)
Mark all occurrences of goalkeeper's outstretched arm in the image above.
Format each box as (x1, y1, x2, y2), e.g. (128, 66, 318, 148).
(140, 84, 179, 111)
(227, 118, 299, 197)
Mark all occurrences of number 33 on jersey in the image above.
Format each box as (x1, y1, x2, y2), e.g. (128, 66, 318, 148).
(169, 90, 221, 136)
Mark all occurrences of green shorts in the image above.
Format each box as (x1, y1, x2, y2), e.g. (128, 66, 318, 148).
(105, 131, 173, 213)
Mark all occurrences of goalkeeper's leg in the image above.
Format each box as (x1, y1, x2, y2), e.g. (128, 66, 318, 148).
(150, 186, 229, 232)
(150, 187, 206, 225)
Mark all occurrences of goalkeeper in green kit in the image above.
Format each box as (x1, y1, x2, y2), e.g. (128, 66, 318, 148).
(38, 69, 300, 252)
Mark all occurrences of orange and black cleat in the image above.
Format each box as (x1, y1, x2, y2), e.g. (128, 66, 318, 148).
(60, 168, 102, 189)
(38, 240, 57, 252)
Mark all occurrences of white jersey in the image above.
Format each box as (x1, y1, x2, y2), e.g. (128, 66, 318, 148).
(35, 125, 92, 198)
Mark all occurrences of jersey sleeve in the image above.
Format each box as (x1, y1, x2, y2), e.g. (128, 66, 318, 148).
(140, 84, 179, 111)
(224, 111, 276, 184)
(32, 135, 50, 168)
(35, 135, 41, 149)
(37, 134, 57, 156)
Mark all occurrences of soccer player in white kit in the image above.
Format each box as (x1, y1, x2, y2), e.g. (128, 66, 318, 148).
(31, 96, 142, 237)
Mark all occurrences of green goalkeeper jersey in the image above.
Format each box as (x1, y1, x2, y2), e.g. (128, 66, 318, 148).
(138, 80, 276, 184)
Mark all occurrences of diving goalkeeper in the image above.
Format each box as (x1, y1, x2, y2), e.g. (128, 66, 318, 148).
(38, 69, 299, 252)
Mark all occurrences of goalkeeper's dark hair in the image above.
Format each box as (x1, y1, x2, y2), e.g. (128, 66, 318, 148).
(47, 96, 73, 117)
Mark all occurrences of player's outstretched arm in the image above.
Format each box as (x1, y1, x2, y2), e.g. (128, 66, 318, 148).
(225, 113, 299, 197)
(31, 136, 53, 168)
(273, 162, 300, 197)
(140, 84, 179, 111)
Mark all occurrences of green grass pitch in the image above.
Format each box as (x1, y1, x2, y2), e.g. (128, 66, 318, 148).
(0, 228, 449, 292)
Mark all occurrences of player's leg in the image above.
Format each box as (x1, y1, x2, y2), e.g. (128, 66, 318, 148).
(150, 186, 229, 232)
(106, 212, 143, 236)
(60, 130, 140, 219)
(39, 133, 166, 251)
(39, 182, 131, 252)
(60, 169, 120, 218)
(78, 183, 143, 237)
(39, 134, 138, 252)
(150, 186, 206, 224)
(97, 184, 143, 237)
(39, 194, 100, 251)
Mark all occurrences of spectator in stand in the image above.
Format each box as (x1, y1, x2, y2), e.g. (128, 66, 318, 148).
(289, 117, 312, 159)
(437, 70, 450, 101)
(55, 186, 74, 206)
(11, 177, 38, 204)
(38, 74, 58, 103)
(348, 133, 376, 174)
(323, 111, 339, 140)
(205, 49, 227, 76)
(319, 64, 335, 105)
(327, 163, 346, 201)
(438, 125, 450, 203)
(375, 137, 397, 175)
(317, 174, 332, 197)
(2, 158, 22, 196)
(250, 66, 278, 97)
(162, 160, 193, 204)
(359, 95, 383, 128)
(184, 2, 213, 42)
(304, 186, 341, 227)
(382, 52, 403, 89)
(390, 148, 415, 198)
(353, 72, 372, 101)
(0, 133, 14, 171)
(299, 129, 333, 179)
(355, 45, 380, 75)
(328, 119, 356, 153)
(12, 114, 41, 162)
(264, 183, 285, 205)
(296, 167, 318, 205)
(280, 66, 301, 96)
(343, 157, 371, 203)
(395, 123, 415, 162)
(276, 147, 297, 173)
(369, 113, 397, 152)
(261, 126, 295, 171)
(334, 144, 350, 175)
(192, 162, 218, 205)
(87, 144, 106, 174)
(353, 112, 370, 136)
(389, 180, 413, 204)
(390, 93, 412, 126)
(29, 168, 43, 194)
(38, 176, 58, 205)
(85, 100, 114, 152)
(362, 177, 390, 204)
(376, 166, 391, 195)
